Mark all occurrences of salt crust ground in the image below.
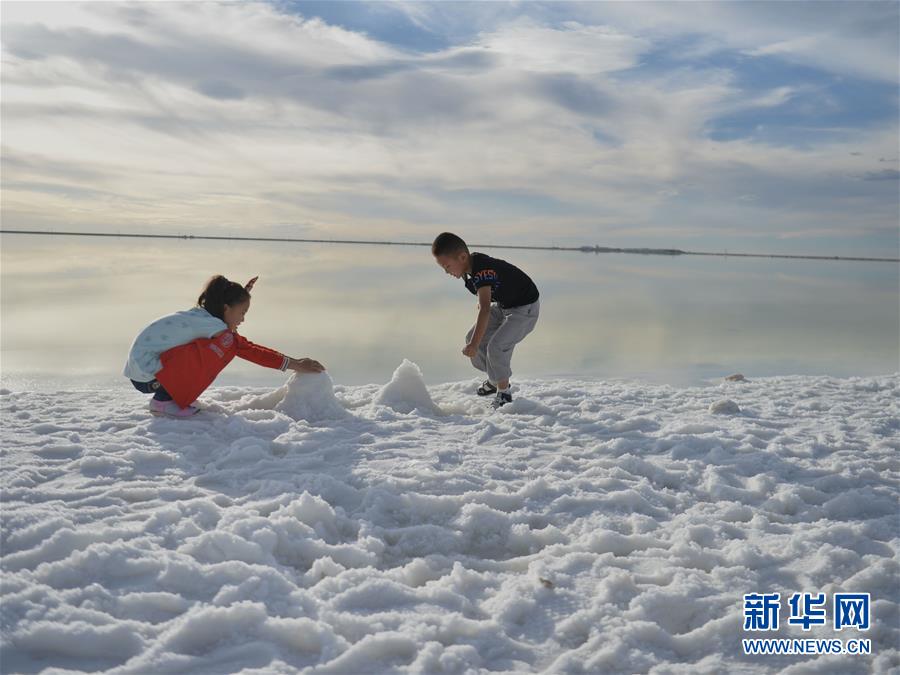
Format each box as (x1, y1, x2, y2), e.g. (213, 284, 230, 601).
(1, 362, 898, 674)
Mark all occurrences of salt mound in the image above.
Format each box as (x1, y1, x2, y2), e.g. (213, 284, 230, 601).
(375, 359, 440, 414)
(275, 372, 347, 422)
(709, 398, 741, 415)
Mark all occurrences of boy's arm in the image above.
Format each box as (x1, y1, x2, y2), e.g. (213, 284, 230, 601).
(464, 286, 493, 355)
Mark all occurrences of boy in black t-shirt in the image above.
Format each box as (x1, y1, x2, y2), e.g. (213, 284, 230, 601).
(432, 232, 540, 408)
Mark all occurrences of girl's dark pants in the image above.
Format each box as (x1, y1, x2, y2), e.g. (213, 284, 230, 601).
(130, 379, 172, 401)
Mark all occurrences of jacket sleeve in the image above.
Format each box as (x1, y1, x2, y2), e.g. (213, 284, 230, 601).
(234, 334, 289, 371)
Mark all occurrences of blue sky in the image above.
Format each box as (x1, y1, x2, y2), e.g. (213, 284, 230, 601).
(1, 1, 897, 256)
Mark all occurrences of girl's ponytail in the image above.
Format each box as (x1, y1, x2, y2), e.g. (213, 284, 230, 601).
(198, 275, 250, 320)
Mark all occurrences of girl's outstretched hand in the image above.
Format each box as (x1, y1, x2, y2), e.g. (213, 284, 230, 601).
(245, 276, 259, 292)
(288, 357, 325, 373)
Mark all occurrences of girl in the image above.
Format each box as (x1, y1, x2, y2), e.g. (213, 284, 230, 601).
(124, 275, 324, 418)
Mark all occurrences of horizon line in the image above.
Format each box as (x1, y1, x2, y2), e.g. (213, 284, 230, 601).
(1, 229, 897, 263)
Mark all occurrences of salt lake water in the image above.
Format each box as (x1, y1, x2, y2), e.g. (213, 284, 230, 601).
(1, 234, 897, 391)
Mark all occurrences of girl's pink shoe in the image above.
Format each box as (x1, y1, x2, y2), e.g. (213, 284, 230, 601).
(149, 399, 199, 418)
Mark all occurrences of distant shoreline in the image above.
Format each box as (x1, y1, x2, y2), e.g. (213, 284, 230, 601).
(1, 228, 897, 263)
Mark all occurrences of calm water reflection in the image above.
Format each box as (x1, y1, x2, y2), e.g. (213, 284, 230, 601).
(1, 236, 898, 390)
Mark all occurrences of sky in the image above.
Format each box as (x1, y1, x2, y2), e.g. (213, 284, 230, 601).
(1, 1, 899, 256)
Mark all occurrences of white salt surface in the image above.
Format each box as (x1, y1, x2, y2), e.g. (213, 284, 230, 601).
(1, 365, 898, 674)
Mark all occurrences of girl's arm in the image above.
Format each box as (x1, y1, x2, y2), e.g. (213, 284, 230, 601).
(234, 335, 324, 373)
(234, 334, 289, 370)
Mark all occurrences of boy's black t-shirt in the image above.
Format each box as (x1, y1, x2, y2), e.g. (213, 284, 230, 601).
(464, 252, 539, 309)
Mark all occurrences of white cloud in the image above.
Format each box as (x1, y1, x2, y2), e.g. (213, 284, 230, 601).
(0, 1, 896, 256)
(475, 19, 651, 74)
(578, 1, 899, 83)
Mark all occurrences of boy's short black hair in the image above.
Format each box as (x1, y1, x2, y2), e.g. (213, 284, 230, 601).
(432, 232, 469, 256)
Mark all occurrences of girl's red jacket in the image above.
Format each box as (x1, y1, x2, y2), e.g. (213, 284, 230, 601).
(155, 330, 287, 407)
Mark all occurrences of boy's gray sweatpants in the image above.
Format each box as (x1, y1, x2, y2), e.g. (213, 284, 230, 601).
(466, 300, 539, 384)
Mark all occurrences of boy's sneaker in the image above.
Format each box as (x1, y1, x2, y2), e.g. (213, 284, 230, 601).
(477, 380, 497, 396)
(149, 399, 199, 418)
(491, 391, 513, 409)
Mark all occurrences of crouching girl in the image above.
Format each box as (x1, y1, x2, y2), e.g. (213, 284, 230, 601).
(124, 275, 324, 418)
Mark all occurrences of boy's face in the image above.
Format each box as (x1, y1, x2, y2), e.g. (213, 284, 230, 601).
(434, 251, 468, 278)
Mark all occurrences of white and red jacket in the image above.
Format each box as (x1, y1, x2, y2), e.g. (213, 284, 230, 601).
(124, 307, 288, 407)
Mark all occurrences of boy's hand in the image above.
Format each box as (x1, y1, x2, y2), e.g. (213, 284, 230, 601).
(245, 276, 259, 292)
(289, 357, 325, 373)
(462, 342, 478, 358)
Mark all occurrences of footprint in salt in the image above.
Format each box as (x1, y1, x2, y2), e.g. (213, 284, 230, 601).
(375, 360, 441, 415)
(275, 372, 348, 422)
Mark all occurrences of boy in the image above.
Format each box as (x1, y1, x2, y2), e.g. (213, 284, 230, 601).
(432, 232, 540, 408)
